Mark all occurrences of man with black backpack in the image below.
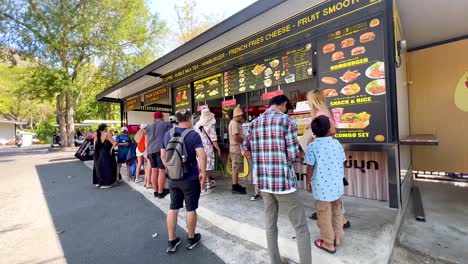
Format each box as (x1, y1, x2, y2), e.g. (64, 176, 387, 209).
(160, 109, 207, 254)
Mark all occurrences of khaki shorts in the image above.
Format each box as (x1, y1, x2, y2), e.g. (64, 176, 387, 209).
(230, 153, 244, 174)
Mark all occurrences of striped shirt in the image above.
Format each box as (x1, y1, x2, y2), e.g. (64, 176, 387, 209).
(242, 108, 299, 193)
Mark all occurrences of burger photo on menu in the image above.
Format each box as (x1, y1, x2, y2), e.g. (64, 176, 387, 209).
(351, 46, 366, 56)
(331, 51, 345, 61)
(360, 32, 376, 43)
(340, 70, 361, 83)
(332, 109, 371, 129)
(323, 43, 336, 54)
(341, 38, 355, 48)
(269, 59, 280, 68)
(370, 18, 380, 27)
(366, 61, 385, 79)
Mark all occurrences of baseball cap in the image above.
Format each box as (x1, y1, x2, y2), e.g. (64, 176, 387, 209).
(153, 112, 164, 119)
(140, 123, 148, 129)
(169, 116, 176, 122)
(120, 127, 128, 132)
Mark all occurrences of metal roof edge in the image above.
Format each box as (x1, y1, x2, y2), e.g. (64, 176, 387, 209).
(407, 34, 468, 53)
(0, 120, 28, 125)
(96, 0, 286, 101)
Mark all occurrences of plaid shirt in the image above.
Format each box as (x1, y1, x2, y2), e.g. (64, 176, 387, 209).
(242, 108, 299, 193)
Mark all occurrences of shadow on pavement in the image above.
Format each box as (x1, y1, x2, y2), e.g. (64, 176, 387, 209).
(35, 160, 224, 264)
(0, 146, 51, 157)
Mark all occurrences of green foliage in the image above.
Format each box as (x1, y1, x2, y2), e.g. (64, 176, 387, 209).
(0, 0, 168, 146)
(174, 0, 221, 44)
(35, 120, 56, 143)
(0, 65, 55, 122)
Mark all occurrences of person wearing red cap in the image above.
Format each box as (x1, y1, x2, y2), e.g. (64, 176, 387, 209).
(145, 112, 172, 198)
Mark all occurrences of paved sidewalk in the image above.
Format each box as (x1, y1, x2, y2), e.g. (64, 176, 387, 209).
(84, 161, 271, 264)
(85, 161, 400, 264)
(397, 180, 468, 264)
(0, 150, 225, 264)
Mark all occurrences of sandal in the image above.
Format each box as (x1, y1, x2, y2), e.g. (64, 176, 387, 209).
(314, 239, 336, 254)
(309, 212, 317, 220)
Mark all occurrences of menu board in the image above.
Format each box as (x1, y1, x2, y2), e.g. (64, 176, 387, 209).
(125, 96, 139, 111)
(173, 84, 192, 111)
(223, 69, 240, 97)
(194, 73, 223, 102)
(223, 43, 313, 96)
(144, 87, 169, 106)
(317, 17, 388, 143)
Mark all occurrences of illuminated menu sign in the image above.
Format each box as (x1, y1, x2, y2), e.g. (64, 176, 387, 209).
(163, 0, 384, 86)
(317, 17, 388, 143)
(173, 84, 192, 111)
(193, 73, 222, 102)
(223, 43, 313, 96)
(144, 86, 169, 106)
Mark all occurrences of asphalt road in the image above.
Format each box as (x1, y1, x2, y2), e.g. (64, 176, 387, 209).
(0, 146, 224, 264)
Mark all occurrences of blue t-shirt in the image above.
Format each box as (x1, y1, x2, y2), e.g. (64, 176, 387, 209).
(304, 137, 346, 202)
(161, 127, 204, 181)
(116, 134, 131, 153)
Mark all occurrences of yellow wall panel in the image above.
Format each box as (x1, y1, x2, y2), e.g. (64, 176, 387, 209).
(408, 39, 468, 172)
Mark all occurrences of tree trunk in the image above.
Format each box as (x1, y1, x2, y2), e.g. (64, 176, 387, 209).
(65, 89, 75, 147)
(56, 93, 67, 146)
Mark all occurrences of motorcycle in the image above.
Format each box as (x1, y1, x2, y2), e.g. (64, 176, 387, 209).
(15, 137, 23, 148)
(74, 135, 85, 147)
(51, 134, 62, 147)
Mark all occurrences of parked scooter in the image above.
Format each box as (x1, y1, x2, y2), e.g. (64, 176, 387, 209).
(15, 136, 23, 148)
(51, 133, 62, 147)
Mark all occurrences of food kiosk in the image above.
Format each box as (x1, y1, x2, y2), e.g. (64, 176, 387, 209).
(100, 0, 411, 209)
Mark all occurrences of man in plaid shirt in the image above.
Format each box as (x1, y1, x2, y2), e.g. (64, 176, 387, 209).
(242, 95, 311, 264)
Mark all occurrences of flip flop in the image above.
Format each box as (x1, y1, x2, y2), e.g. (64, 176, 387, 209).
(309, 212, 318, 220)
(314, 239, 336, 254)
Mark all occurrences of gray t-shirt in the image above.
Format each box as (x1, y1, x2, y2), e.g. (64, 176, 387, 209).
(146, 121, 172, 154)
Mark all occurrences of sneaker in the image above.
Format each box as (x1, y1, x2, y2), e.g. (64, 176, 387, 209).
(250, 193, 261, 201)
(158, 189, 170, 199)
(154, 192, 158, 198)
(343, 221, 351, 229)
(100, 185, 112, 189)
(232, 184, 247, 195)
(95, 184, 100, 188)
(186, 233, 201, 250)
(166, 237, 181, 254)
(200, 188, 212, 195)
(208, 180, 216, 188)
(135, 178, 143, 183)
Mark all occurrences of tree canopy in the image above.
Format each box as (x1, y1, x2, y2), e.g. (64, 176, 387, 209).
(0, 0, 168, 146)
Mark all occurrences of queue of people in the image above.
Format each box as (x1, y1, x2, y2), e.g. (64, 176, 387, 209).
(91, 90, 348, 259)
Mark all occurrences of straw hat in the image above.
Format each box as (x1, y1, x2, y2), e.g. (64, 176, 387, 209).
(233, 106, 244, 118)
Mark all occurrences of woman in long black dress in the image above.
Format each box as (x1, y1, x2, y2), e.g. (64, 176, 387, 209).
(93, 124, 117, 189)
